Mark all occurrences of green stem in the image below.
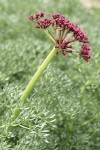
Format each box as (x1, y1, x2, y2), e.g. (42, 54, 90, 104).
(11, 46, 58, 120)
(44, 30, 56, 43)
(78, 115, 97, 128)
(21, 46, 58, 103)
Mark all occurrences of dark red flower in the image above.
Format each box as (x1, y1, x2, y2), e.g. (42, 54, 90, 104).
(52, 14, 70, 29)
(36, 18, 53, 29)
(52, 14, 61, 20)
(28, 12, 45, 21)
(28, 15, 34, 21)
(55, 38, 73, 56)
(80, 44, 91, 61)
(29, 12, 91, 61)
(67, 23, 89, 43)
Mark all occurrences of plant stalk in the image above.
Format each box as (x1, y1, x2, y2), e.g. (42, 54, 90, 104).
(11, 46, 58, 120)
(21, 46, 58, 103)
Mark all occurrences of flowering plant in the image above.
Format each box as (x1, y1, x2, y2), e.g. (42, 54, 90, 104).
(29, 12, 91, 60)
(12, 12, 91, 119)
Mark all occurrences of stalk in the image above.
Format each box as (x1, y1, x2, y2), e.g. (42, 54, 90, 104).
(44, 30, 56, 43)
(12, 46, 58, 120)
(21, 46, 58, 103)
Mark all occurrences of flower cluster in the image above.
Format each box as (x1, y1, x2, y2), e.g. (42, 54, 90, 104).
(29, 12, 91, 61)
(52, 14, 89, 43)
(55, 38, 73, 56)
(80, 44, 91, 61)
(28, 12, 45, 21)
(67, 23, 89, 43)
(52, 14, 69, 29)
(36, 18, 53, 29)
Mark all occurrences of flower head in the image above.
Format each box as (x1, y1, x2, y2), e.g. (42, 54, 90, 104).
(80, 44, 91, 61)
(36, 18, 53, 29)
(29, 12, 91, 61)
(52, 14, 69, 29)
(55, 38, 73, 56)
(28, 12, 45, 21)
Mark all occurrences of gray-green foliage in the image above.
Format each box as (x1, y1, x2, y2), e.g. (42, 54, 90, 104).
(0, 0, 100, 149)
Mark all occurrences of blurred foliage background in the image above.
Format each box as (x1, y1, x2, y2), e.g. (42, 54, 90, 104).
(0, 0, 100, 149)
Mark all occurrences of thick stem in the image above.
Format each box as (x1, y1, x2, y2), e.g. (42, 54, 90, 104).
(21, 46, 58, 103)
